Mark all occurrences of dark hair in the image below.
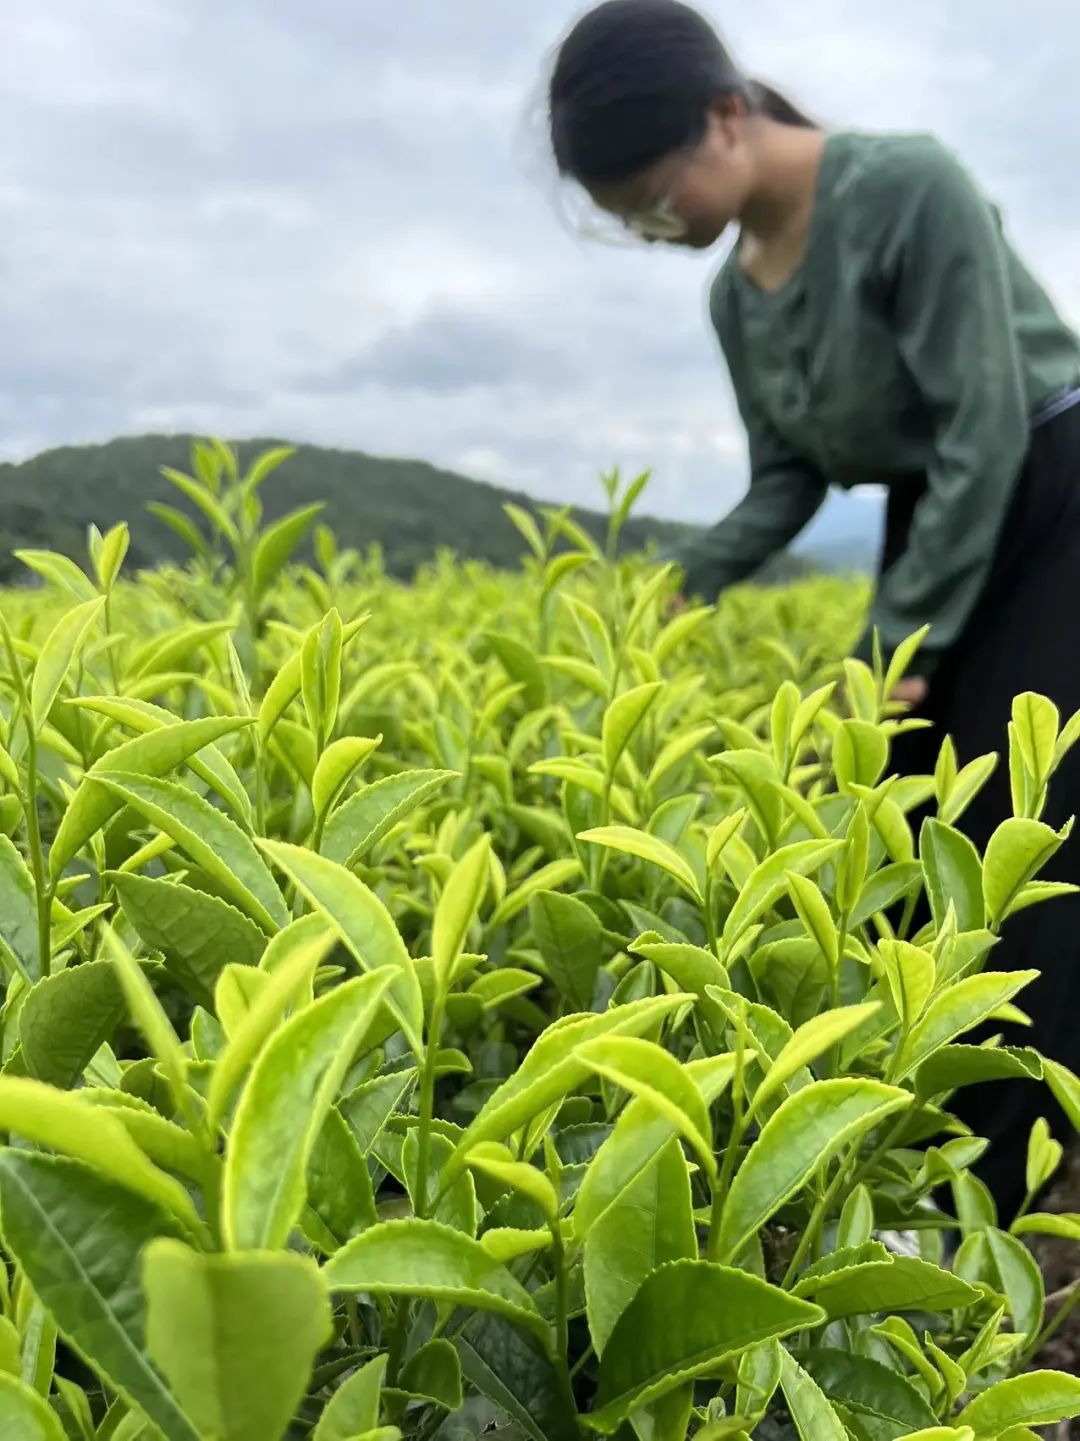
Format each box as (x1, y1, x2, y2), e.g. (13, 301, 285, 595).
(548, 0, 814, 187)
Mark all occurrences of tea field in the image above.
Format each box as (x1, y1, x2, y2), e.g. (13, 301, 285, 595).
(0, 441, 1077, 1441)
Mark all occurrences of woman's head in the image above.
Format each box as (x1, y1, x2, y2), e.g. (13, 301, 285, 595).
(548, 0, 812, 249)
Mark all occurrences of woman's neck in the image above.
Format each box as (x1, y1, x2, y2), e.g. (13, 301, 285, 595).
(737, 124, 828, 292)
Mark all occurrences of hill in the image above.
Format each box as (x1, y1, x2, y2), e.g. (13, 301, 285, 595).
(0, 434, 826, 586)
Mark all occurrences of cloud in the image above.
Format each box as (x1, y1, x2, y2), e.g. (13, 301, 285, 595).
(1, 0, 1078, 548)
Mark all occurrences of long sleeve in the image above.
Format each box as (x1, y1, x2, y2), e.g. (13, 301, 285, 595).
(677, 417, 827, 601)
(677, 273, 828, 602)
(855, 139, 1030, 673)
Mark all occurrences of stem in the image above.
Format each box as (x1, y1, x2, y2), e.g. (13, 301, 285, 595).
(708, 1019, 747, 1261)
(23, 726, 52, 979)
(704, 877, 720, 960)
(551, 1228, 575, 1412)
(782, 1150, 855, 1287)
(414, 994, 446, 1221)
(103, 589, 122, 695)
(1020, 1278, 1080, 1368)
(828, 912, 849, 1077)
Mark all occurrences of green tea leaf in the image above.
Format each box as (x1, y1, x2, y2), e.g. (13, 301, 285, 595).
(30, 598, 105, 734)
(530, 891, 602, 1012)
(0, 1152, 197, 1441)
(399, 1340, 463, 1411)
(447, 995, 689, 1179)
(588, 1261, 823, 1433)
(752, 1003, 881, 1114)
(223, 970, 394, 1249)
(207, 919, 333, 1131)
(921, 818, 984, 932)
(111, 874, 265, 1010)
(325, 1218, 548, 1342)
(800, 1348, 938, 1433)
(602, 683, 662, 775)
(252, 503, 325, 600)
(575, 1035, 715, 1179)
(314, 1355, 386, 1441)
(0, 1078, 203, 1235)
(794, 1253, 979, 1318)
(574, 1056, 735, 1237)
(51, 716, 252, 878)
(957, 1372, 1080, 1435)
(19, 961, 125, 1089)
(584, 1136, 694, 1355)
(311, 736, 380, 821)
(0, 1372, 68, 1439)
(433, 837, 490, 994)
(143, 1239, 331, 1441)
(778, 1349, 847, 1441)
(896, 971, 1040, 1078)
(0, 835, 42, 984)
(577, 826, 701, 903)
(983, 819, 1068, 926)
(721, 840, 842, 954)
(97, 773, 287, 933)
(258, 841, 423, 1054)
(717, 1079, 910, 1261)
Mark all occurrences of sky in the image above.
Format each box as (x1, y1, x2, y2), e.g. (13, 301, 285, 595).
(2, 1, 1079, 553)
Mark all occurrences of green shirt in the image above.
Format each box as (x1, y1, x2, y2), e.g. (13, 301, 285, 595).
(677, 130, 1080, 673)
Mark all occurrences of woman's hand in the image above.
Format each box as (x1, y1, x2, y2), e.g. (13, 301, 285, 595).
(664, 592, 688, 618)
(891, 676, 928, 707)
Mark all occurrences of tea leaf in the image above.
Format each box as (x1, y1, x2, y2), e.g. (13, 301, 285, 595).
(259, 841, 424, 1053)
(778, 1349, 847, 1441)
(0, 1078, 203, 1235)
(111, 874, 266, 1009)
(717, 1078, 910, 1261)
(143, 1239, 331, 1441)
(51, 716, 252, 878)
(223, 969, 394, 1249)
(584, 1136, 695, 1355)
(530, 891, 602, 1012)
(602, 683, 662, 774)
(19, 961, 126, 1089)
(896, 971, 1041, 1078)
(983, 818, 1068, 926)
(447, 995, 689, 1179)
(752, 1003, 881, 1114)
(793, 1254, 979, 1318)
(921, 818, 984, 932)
(98, 772, 287, 933)
(578, 826, 702, 902)
(574, 1055, 735, 1237)
(30, 598, 104, 734)
(207, 919, 334, 1131)
(957, 1372, 1080, 1435)
(314, 1355, 386, 1441)
(252, 503, 325, 600)
(0, 1152, 198, 1440)
(575, 1035, 715, 1179)
(0, 1372, 69, 1439)
(325, 1219, 548, 1343)
(588, 1261, 823, 1433)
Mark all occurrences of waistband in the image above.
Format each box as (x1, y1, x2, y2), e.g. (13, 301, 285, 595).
(1032, 384, 1080, 428)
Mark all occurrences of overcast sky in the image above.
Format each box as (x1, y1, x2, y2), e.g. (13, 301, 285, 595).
(3, 1, 1079, 537)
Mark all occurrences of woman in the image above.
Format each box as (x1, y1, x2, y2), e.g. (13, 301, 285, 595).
(547, 0, 1080, 1217)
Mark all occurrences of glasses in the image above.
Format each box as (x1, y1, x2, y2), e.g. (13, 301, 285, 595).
(565, 181, 690, 249)
(579, 196, 689, 247)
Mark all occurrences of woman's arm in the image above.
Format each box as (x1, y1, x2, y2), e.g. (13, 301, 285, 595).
(677, 425, 827, 601)
(855, 137, 1031, 676)
(678, 272, 828, 601)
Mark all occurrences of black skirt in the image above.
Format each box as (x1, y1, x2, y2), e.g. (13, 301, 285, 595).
(886, 399, 1080, 1217)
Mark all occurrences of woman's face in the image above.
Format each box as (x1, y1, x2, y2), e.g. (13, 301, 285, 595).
(587, 103, 754, 250)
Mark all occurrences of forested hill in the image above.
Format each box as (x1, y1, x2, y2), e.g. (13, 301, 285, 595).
(0, 434, 707, 583)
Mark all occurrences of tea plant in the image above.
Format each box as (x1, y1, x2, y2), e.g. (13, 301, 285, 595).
(0, 442, 1074, 1440)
